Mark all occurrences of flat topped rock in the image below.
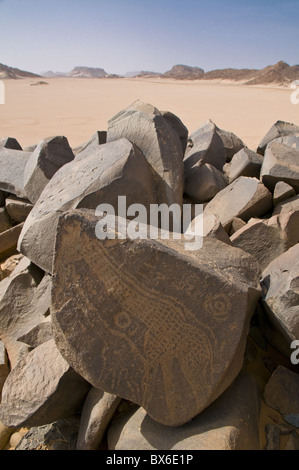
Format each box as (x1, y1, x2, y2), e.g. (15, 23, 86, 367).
(51, 209, 261, 426)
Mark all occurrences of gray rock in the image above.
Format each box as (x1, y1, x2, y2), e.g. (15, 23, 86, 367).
(184, 120, 226, 173)
(261, 244, 299, 355)
(18, 138, 157, 273)
(17, 317, 53, 349)
(273, 181, 296, 206)
(185, 212, 232, 245)
(0, 148, 31, 198)
(108, 372, 260, 450)
(51, 209, 261, 426)
(204, 177, 273, 232)
(0, 339, 90, 428)
(107, 100, 184, 208)
(0, 257, 46, 368)
(184, 162, 228, 203)
(0, 207, 11, 234)
(0, 137, 22, 151)
(257, 121, 299, 155)
(215, 125, 245, 162)
(264, 366, 299, 427)
(23, 136, 75, 204)
(0, 223, 24, 261)
(273, 194, 299, 216)
(161, 110, 188, 154)
(15, 416, 81, 450)
(231, 211, 299, 271)
(265, 424, 281, 450)
(74, 131, 107, 160)
(229, 147, 263, 183)
(271, 133, 299, 151)
(76, 388, 121, 450)
(5, 196, 33, 223)
(261, 142, 299, 192)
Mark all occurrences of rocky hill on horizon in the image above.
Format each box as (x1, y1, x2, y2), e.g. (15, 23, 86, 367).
(1, 60, 298, 87)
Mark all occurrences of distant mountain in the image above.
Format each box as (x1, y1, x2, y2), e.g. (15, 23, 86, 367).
(0, 63, 41, 79)
(67, 66, 109, 78)
(159, 61, 299, 86)
(41, 71, 66, 78)
(163, 64, 204, 80)
(125, 70, 161, 78)
(245, 61, 299, 86)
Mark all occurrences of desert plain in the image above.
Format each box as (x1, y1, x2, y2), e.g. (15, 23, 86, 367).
(1, 77, 299, 150)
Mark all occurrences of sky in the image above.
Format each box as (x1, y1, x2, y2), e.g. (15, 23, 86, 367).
(0, 0, 298, 75)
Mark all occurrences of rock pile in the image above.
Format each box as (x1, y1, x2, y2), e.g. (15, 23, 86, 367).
(0, 106, 298, 450)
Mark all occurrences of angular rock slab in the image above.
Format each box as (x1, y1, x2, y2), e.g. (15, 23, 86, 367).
(261, 244, 299, 355)
(184, 120, 226, 173)
(0, 339, 90, 428)
(229, 147, 263, 183)
(107, 100, 184, 207)
(273, 181, 296, 206)
(261, 142, 299, 192)
(257, 121, 299, 155)
(0, 257, 46, 368)
(51, 209, 261, 426)
(23, 136, 75, 204)
(204, 176, 272, 232)
(160, 110, 188, 154)
(108, 372, 260, 450)
(184, 162, 227, 203)
(18, 138, 157, 273)
(231, 211, 299, 271)
(215, 125, 245, 162)
(0, 148, 31, 198)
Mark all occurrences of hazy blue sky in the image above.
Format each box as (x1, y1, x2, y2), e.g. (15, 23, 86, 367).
(0, 0, 298, 75)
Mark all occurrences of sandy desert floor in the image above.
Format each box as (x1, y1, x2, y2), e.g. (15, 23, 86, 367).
(1, 77, 299, 151)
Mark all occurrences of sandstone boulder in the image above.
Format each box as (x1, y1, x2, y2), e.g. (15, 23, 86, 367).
(74, 131, 107, 160)
(5, 196, 33, 223)
(257, 121, 299, 155)
(0, 339, 90, 428)
(261, 245, 299, 356)
(18, 138, 157, 273)
(107, 372, 260, 450)
(229, 147, 263, 183)
(273, 181, 296, 206)
(51, 209, 261, 426)
(107, 100, 184, 207)
(261, 142, 299, 192)
(204, 177, 272, 232)
(0, 137, 22, 151)
(184, 162, 227, 203)
(214, 125, 245, 162)
(160, 110, 188, 154)
(0, 257, 47, 368)
(23, 136, 75, 204)
(0, 208, 11, 234)
(231, 211, 299, 271)
(0, 148, 31, 198)
(184, 120, 226, 172)
(76, 388, 121, 450)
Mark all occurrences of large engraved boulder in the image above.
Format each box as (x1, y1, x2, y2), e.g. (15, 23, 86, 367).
(18, 138, 157, 273)
(51, 209, 261, 426)
(107, 101, 184, 208)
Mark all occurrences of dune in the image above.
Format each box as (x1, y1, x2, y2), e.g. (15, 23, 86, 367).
(0, 77, 298, 151)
